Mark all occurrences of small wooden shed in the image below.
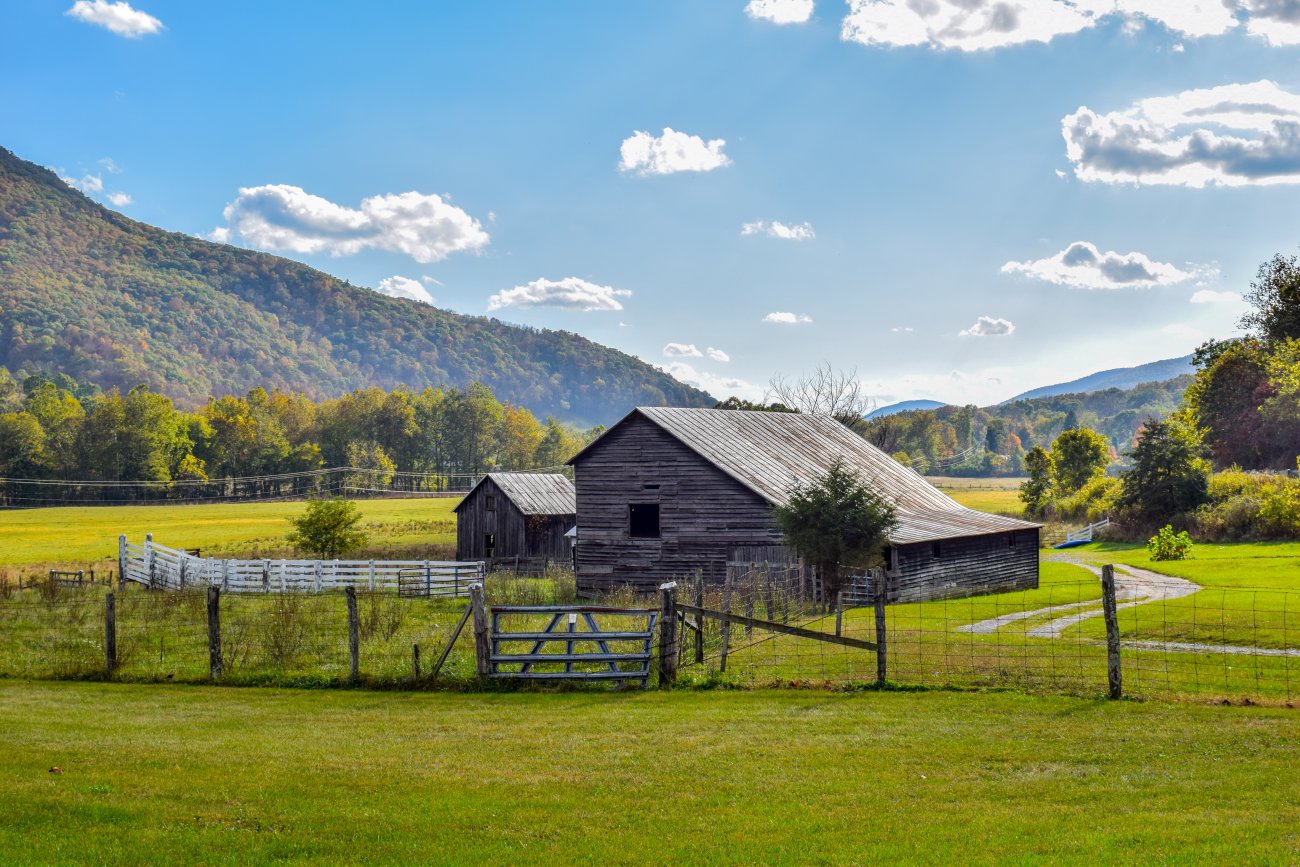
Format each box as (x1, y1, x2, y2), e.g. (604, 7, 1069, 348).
(454, 473, 576, 567)
(567, 407, 1041, 600)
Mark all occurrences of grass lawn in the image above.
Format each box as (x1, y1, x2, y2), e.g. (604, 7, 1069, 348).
(1, 681, 1296, 864)
(0, 498, 458, 571)
(937, 486, 1025, 517)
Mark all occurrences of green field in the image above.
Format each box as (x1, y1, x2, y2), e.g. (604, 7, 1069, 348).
(940, 486, 1025, 516)
(0, 498, 458, 571)
(2, 681, 1295, 864)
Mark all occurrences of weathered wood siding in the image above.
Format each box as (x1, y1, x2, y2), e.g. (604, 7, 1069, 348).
(885, 529, 1039, 603)
(573, 414, 783, 595)
(456, 478, 574, 563)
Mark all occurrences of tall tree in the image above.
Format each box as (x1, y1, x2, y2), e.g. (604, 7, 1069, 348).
(1049, 427, 1110, 495)
(1240, 252, 1300, 346)
(767, 363, 872, 431)
(1120, 418, 1210, 522)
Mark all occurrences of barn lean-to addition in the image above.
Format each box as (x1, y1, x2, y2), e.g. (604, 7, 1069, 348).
(454, 473, 576, 567)
(567, 407, 1041, 601)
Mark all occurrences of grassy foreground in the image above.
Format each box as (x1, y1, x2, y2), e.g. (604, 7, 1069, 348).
(0, 498, 458, 570)
(2, 682, 1296, 865)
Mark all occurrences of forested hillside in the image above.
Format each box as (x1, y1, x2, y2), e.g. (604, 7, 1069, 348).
(0, 147, 711, 424)
(864, 376, 1191, 475)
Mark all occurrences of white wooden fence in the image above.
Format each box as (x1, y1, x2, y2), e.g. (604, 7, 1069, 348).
(1066, 518, 1111, 544)
(118, 535, 483, 596)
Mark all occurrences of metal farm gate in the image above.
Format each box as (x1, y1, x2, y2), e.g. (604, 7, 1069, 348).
(483, 604, 659, 686)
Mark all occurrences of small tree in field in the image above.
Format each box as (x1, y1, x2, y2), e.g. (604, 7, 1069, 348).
(1049, 427, 1110, 495)
(288, 497, 368, 559)
(1019, 446, 1054, 517)
(773, 458, 898, 599)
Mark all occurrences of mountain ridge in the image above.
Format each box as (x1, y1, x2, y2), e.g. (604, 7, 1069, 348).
(1001, 355, 1195, 404)
(0, 146, 712, 425)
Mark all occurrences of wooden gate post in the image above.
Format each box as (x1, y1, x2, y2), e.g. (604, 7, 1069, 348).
(1101, 565, 1122, 699)
(346, 586, 360, 682)
(874, 572, 887, 688)
(206, 586, 222, 680)
(658, 582, 679, 688)
(411, 644, 421, 682)
(104, 592, 117, 678)
(470, 583, 491, 678)
(719, 574, 734, 673)
(117, 535, 127, 591)
(835, 590, 844, 637)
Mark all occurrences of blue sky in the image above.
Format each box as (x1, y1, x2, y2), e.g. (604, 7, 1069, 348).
(5, 0, 1300, 406)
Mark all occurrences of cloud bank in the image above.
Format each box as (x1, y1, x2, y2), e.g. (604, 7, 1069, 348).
(746, 0, 815, 25)
(741, 220, 815, 240)
(1063, 80, 1300, 187)
(762, 311, 813, 324)
(375, 276, 434, 306)
(1003, 241, 1194, 289)
(66, 0, 162, 37)
(213, 184, 489, 263)
(960, 316, 1016, 337)
(839, 1, 1295, 52)
(488, 277, 631, 312)
(619, 128, 731, 176)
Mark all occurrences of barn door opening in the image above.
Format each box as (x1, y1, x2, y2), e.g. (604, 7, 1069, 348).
(484, 533, 496, 559)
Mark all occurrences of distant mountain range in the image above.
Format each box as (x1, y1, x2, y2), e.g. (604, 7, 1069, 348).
(0, 146, 711, 425)
(866, 399, 947, 419)
(868, 355, 1197, 417)
(1000, 355, 1195, 404)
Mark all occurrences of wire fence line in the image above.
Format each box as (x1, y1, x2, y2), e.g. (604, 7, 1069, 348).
(1, 566, 1298, 703)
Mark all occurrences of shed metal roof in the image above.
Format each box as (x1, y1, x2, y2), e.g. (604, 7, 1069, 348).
(571, 407, 1039, 544)
(454, 472, 576, 516)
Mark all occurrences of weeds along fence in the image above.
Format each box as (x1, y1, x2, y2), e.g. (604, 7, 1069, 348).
(659, 565, 1300, 704)
(4, 562, 1300, 703)
(120, 536, 484, 596)
(0, 570, 578, 687)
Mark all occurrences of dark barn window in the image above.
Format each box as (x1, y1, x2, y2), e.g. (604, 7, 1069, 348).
(1008, 533, 1016, 548)
(485, 495, 496, 512)
(931, 542, 942, 558)
(484, 533, 496, 557)
(629, 503, 660, 539)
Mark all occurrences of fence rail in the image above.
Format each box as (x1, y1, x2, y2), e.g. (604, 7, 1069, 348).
(119, 535, 483, 596)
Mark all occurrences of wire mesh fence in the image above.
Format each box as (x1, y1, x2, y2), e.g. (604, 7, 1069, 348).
(1, 566, 1298, 703)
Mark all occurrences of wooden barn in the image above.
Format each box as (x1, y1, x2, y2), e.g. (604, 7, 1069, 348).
(568, 407, 1041, 601)
(454, 473, 576, 568)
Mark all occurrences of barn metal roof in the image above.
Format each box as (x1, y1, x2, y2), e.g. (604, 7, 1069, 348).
(454, 472, 576, 516)
(571, 407, 1039, 544)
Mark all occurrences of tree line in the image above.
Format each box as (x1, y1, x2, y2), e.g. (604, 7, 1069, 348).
(0, 368, 597, 503)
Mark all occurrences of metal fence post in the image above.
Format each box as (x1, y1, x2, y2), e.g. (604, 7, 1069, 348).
(207, 586, 222, 680)
(346, 586, 360, 682)
(1101, 564, 1123, 699)
(874, 572, 888, 688)
(658, 581, 679, 688)
(470, 583, 491, 678)
(104, 592, 117, 678)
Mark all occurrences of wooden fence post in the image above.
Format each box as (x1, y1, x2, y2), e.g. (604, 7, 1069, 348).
(411, 644, 421, 682)
(658, 582, 678, 688)
(1101, 565, 1123, 700)
(835, 590, 844, 637)
(117, 535, 127, 590)
(693, 570, 704, 665)
(145, 533, 155, 590)
(346, 586, 360, 682)
(104, 592, 117, 678)
(207, 586, 222, 680)
(874, 572, 887, 688)
(470, 583, 491, 679)
(719, 574, 734, 673)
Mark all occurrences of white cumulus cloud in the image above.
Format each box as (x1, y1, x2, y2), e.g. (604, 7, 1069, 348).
(746, 0, 815, 24)
(1063, 80, 1300, 187)
(762, 311, 813, 324)
(61, 172, 103, 193)
(105, 191, 132, 206)
(1190, 289, 1243, 303)
(663, 342, 703, 358)
(619, 128, 731, 176)
(838, 1, 1289, 52)
(66, 0, 162, 37)
(488, 277, 631, 312)
(741, 220, 815, 240)
(960, 316, 1016, 337)
(706, 347, 731, 362)
(661, 362, 762, 400)
(890, 326, 914, 333)
(213, 184, 489, 263)
(375, 276, 434, 306)
(1002, 241, 1195, 289)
